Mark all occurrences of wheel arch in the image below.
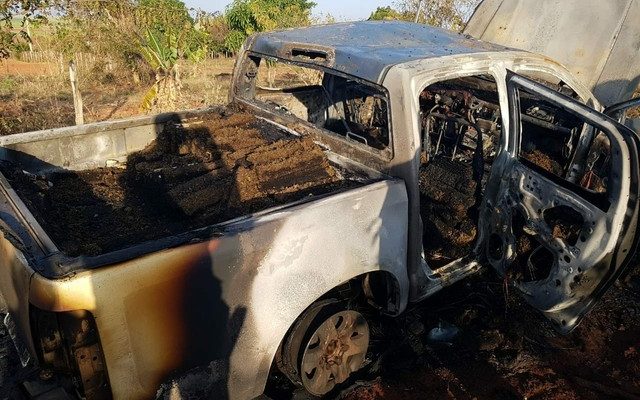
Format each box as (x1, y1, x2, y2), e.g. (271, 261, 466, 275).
(244, 269, 408, 399)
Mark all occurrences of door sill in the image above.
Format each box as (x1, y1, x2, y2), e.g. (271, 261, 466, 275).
(413, 257, 484, 302)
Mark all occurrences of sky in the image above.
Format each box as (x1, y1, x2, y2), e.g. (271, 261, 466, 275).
(183, 0, 395, 21)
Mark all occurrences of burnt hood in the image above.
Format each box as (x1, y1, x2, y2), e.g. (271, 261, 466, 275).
(464, 0, 640, 106)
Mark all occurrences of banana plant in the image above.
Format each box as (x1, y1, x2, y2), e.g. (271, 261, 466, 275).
(139, 27, 181, 111)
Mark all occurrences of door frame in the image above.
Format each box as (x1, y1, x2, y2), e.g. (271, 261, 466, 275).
(486, 71, 640, 332)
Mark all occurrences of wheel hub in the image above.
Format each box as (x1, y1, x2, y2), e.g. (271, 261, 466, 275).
(300, 310, 369, 396)
(322, 338, 348, 366)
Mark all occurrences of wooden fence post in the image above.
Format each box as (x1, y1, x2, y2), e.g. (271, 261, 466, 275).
(415, 0, 424, 23)
(25, 20, 33, 53)
(69, 61, 84, 125)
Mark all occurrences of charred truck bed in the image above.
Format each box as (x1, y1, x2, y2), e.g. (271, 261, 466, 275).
(0, 109, 360, 256)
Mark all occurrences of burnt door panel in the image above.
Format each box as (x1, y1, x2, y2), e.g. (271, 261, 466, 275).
(484, 72, 640, 333)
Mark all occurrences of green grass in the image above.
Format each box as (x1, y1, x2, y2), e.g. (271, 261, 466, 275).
(10, 17, 24, 29)
(0, 77, 17, 95)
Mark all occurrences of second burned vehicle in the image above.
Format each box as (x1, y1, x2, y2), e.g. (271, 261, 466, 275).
(2, 1, 640, 398)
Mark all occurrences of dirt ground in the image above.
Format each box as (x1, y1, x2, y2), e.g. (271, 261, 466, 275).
(0, 59, 54, 76)
(522, 149, 564, 176)
(1, 108, 346, 256)
(337, 264, 640, 400)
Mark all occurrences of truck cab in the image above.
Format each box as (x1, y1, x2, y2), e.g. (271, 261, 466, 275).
(234, 19, 640, 327)
(228, 19, 640, 395)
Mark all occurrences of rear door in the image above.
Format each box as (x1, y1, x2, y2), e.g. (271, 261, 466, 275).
(483, 72, 640, 333)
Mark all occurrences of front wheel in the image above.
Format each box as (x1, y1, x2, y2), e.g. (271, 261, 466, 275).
(278, 301, 370, 397)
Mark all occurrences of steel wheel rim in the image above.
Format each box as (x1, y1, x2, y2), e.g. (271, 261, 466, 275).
(300, 310, 370, 396)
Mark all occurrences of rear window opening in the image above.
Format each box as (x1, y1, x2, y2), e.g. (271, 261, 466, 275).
(418, 75, 502, 268)
(242, 55, 391, 151)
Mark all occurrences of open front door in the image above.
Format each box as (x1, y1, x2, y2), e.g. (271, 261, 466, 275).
(484, 72, 640, 333)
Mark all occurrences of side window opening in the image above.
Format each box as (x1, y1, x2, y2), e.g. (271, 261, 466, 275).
(321, 75, 390, 149)
(518, 88, 584, 176)
(418, 75, 503, 269)
(244, 56, 390, 151)
(516, 83, 612, 194)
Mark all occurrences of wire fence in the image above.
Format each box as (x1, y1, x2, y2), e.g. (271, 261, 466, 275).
(16, 51, 108, 75)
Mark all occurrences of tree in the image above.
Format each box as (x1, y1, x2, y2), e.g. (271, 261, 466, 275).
(224, 0, 316, 52)
(195, 11, 230, 56)
(368, 6, 407, 21)
(52, 0, 208, 111)
(134, 0, 208, 110)
(0, 0, 51, 58)
(312, 12, 335, 25)
(138, 28, 181, 110)
(394, 0, 479, 30)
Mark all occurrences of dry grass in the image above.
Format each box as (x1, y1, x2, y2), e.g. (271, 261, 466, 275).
(3, 53, 639, 137)
(0, 74, 75, 135)
(0, 57, 237, 136)
(627, 89, 640, 119)
(0, 55, 326, 136)
(177, 58, 236, 109)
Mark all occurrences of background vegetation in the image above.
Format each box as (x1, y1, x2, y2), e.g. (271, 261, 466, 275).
(369, 0, 476, 30)
(0, 0, 479, 133)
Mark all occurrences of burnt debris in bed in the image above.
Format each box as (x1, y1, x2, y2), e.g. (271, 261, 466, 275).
(1, 109, 357, 257)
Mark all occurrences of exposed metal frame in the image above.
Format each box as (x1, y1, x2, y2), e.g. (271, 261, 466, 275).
(485, 71, 640, 332)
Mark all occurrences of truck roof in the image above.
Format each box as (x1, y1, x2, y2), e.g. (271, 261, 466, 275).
(250, 21, 511, 84)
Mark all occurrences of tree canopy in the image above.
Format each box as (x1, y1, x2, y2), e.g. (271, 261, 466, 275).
(0, 0, 51, 57)
(225, 0, 316, 51)
(368, 6, 408, 21)
(396, 0, 478, 30)
(369, 1, 479, 30)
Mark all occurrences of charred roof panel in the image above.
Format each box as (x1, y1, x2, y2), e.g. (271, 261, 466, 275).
(250, 21, 510, 83)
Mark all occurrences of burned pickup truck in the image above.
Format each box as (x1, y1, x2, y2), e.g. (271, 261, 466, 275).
(2, 11, 640, 400)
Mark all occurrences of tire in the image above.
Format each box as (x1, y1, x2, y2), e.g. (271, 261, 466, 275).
(277, 300, 370, 397)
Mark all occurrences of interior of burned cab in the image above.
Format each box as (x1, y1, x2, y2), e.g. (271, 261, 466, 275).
(418, 75, 502, 269)
(417, 73, 613, 276)
(240, 54, 391, 151)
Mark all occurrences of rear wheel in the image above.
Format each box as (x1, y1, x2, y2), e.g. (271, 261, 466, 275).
(278, 300, 370, 397)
